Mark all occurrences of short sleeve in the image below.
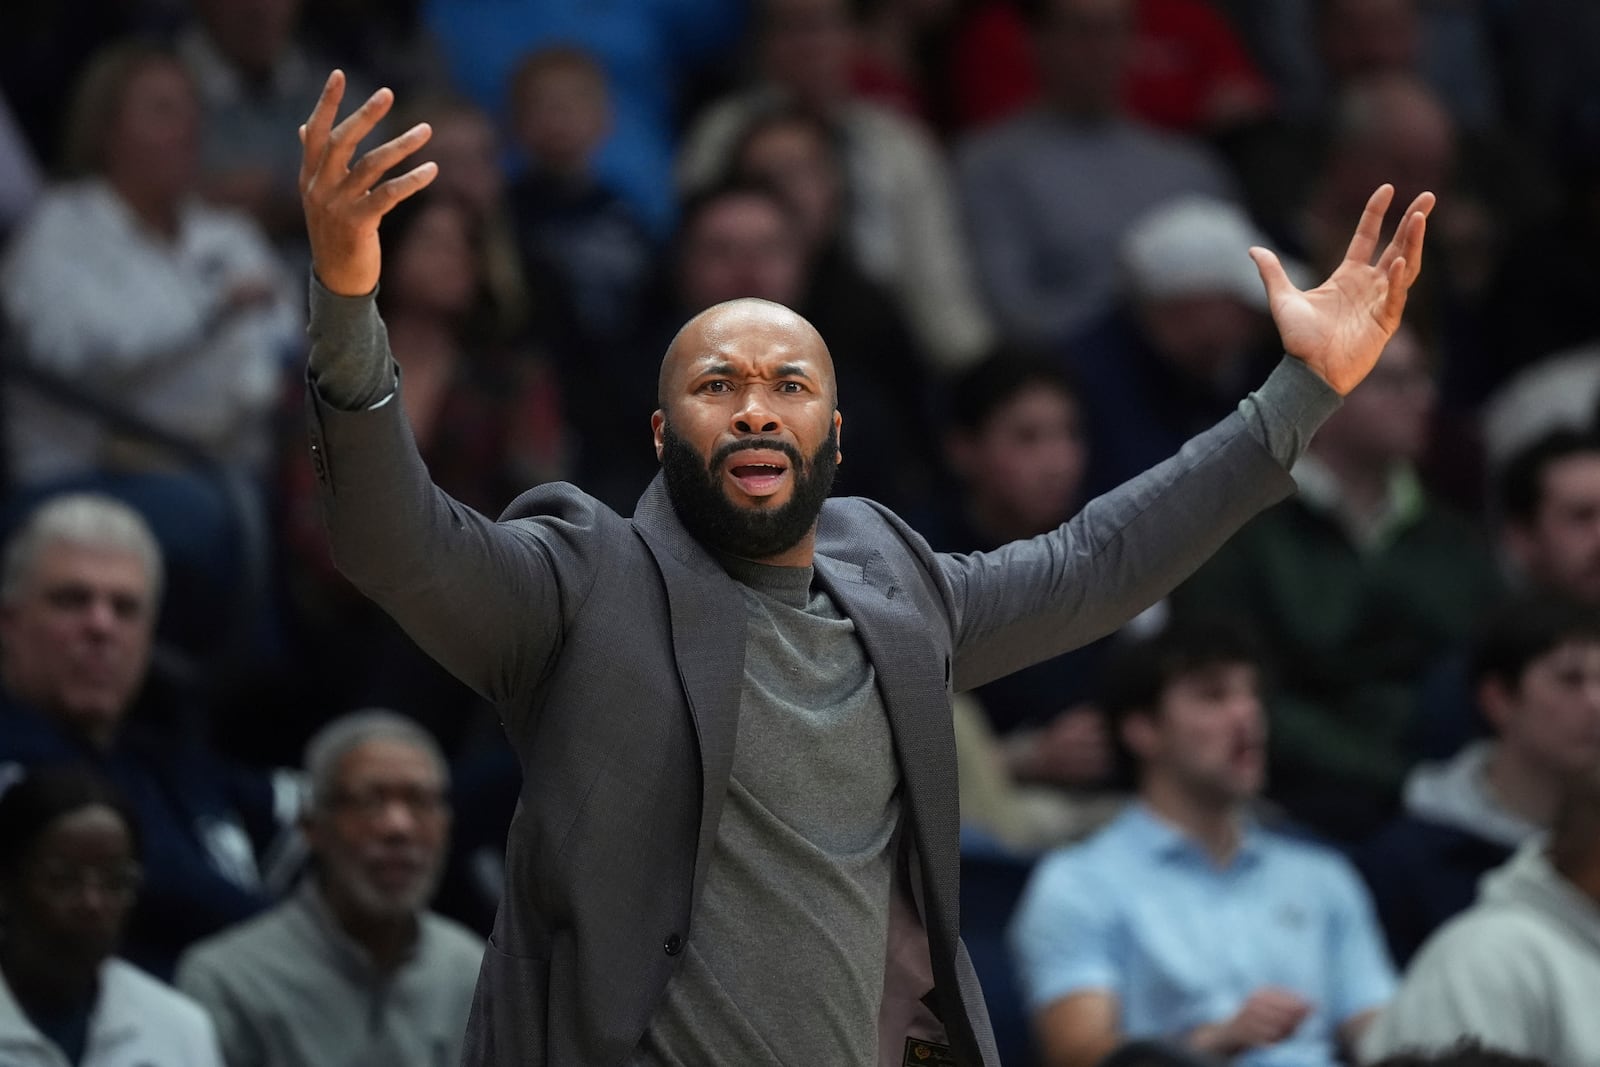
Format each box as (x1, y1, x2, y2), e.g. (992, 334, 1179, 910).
(1007, 849, 1121, 1012)
(1320, 855, 1398, 1023)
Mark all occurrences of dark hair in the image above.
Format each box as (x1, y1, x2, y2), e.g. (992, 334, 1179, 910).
(1100, 615, 1264, 723)
(676, 178, 807, 247)
(728, 104, 843, 178)
(1496, 428, 1600, 527)
(946, 346, 1080, 435)
(1367, 1039, 1552, 1066)
(1468, 594, 1600, 693)
(0, 764, 140, 882)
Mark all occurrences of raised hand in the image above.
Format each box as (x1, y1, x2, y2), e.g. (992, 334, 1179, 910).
(1249, 184, 1433, 396)
(298, 70, 437, 297)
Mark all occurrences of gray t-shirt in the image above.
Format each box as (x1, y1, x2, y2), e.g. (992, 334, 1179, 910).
(632, 556, 901, 1066)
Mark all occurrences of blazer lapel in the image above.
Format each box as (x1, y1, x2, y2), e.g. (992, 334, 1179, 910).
(631, 477, 747, 908)
(812, 552, 959, 914)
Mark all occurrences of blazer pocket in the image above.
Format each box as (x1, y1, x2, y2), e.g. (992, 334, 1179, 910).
(465, 939, 550, 1067)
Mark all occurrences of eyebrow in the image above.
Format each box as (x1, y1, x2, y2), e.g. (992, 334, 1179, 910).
(692, 361, 816, 383)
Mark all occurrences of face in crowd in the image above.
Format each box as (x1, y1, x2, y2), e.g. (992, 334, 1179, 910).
(0, 774, 142, 990)
(1123, 659, 1268, 807)
(304, 737, 452, 921)
(0, 539, 156, 752)
(653, 300, 843, 563)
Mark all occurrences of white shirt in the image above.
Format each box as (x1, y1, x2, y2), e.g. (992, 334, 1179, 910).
(0, 178, 301, 485)
(0, 958, 224, 1067)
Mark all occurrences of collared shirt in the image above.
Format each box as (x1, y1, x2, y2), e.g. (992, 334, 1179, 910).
(175, 878, 483, 1067)
(1009, 803, 1395, 1066)
(1290, 455, 1425, 555)
(0, 959, 223, 1067)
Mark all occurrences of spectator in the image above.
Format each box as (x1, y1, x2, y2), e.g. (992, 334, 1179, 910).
(0, 765, 224, 1067)
(0, 494, 294, 978)
(1359, 764, 1600, 1065)
(1408, 430, 1600, 764)
(505, 46, 657, 361)
(1069, 195, 1296, 496)
(0, 41, 300, 490)
(176, 711, 482, 1067)
(678, 0, 994, 370)
(177, 0, 358, 249)
(922, 352, 1115, 770)
(1356, 596, 1600, 965)
(1498, 430, 1600, 607)
(1171, 323, 1502, 841)
(1009, 618, 1395, 1067)
(954, 0, 1237, 349)
(420, 0, 745, 234)
(948, 0, 1275, 136)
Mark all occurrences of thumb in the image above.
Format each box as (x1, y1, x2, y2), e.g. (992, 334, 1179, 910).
(1248, 246, 1295, 305)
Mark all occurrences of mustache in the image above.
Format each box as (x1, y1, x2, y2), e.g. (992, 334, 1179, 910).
(707, 437, 806, 472)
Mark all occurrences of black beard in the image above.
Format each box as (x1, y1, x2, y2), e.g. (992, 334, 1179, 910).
(659, 421, 838, 561)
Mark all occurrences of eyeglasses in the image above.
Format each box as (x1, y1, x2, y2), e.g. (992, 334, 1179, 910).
(31, 862, 144, 900)
(325, 786, 448, 821)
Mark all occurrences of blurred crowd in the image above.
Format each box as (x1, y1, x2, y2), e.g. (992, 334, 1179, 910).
(3, 0, 1600, 1064)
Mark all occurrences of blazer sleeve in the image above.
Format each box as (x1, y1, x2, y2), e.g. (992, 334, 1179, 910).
(940, 376, 1301, 691)
(304, 289, 602, 708)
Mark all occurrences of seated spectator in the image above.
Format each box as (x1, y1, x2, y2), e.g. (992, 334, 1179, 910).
(0, 765, 224, 1066)
(1359, 764, 1600, 1065)
(1069, 195, 1296, 496)
(505, 45, 658, 360)
(1410, 430, 1600, 761)
(1356, 595, 1600, 965)
(0, 494, 294, 978)
(1171, 323, 1502, 841)
(177, 711, 482, 1067)
(1009, 618, 1395, 1067)
(954, 0, 1238, 350)
(679, 0, 994, 370)
(0, 41, 300, 489)
(176, 0, 363, 250)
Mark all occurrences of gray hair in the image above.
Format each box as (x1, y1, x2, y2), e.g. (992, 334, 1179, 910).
(302, 709, 449, 812)
(1, 494, 164, 607)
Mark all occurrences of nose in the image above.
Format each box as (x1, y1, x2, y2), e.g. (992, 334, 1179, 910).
(731, 386, 781, 435)
(373, 796, 420, 839)
(82, 595, 120, 637)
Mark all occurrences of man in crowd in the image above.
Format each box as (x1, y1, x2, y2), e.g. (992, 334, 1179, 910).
(1009, 619, 1395, 1067)
(177, 710, 482, 1067)
(296, 68, 1430, 1066)
(0, 493, 294, 978)
(1357, 595, 1600, 964)
(1361, 764, 1600, 1065)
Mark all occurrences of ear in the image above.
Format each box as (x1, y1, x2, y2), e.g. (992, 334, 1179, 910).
(833, 409, 843, 466)
(945, 430, 976, 481)
(1502, 522, 1536, 574)
(1478, 675, 1516, 735)
(651, 410, 666, 461)
(1120, 708, 1160, 763)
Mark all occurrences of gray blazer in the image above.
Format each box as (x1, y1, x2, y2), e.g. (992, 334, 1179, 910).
(305, 353, 1296, 1067)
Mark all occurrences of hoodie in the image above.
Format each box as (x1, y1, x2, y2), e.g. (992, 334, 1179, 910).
(1402, 741, 1541, 847)
(1359, 838, 1600, 1066)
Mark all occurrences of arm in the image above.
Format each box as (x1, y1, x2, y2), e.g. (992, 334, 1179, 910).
(297, 73, 593, 705)
(1034, 991, 1123, 1067)
(946, 184, 1433, 687)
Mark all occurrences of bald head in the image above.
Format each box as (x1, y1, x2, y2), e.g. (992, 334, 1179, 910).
(658, 298, 837, 413)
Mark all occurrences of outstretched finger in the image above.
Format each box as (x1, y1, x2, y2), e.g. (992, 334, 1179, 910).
(323, 86, 396, 182)
(1376, 193, 1434, 279)
(1379, 254, 1409, 326)
(361, 161, 440, 219)
(342, 123, 434, 199)
(299, 70, 346, 192)
(1342, 184, 1396, 266)
(1249, 245, 1297, 306)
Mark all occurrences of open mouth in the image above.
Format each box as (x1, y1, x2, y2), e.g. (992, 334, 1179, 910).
(725, 454, 791, 497)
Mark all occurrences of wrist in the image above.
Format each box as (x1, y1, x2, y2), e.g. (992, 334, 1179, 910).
(1185, 1023, 1240, 1057)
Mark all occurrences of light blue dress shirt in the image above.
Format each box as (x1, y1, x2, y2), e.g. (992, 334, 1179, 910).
(1008, 803, 1395, 1066)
